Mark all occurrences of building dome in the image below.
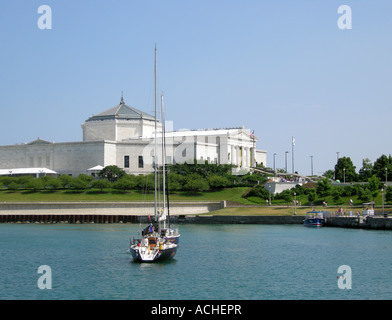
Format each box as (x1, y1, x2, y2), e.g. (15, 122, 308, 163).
(86, 97, 155, 122)
(82, 97, 160, 142)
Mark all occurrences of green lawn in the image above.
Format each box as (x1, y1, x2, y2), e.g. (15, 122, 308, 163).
(0, 187, 249, 203)
(0, 187, 389, 216)
(203, 206, 310, 216)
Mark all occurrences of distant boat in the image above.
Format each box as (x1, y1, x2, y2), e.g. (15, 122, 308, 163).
(304, 210, 324, 227)
(129, 47, 180, 262)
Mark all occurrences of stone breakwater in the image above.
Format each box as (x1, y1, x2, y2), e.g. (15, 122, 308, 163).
(0, 201, 225, 215)
(0, 201, 225, 223)
(0, 201, 305, 224)
(176, 215, 305, 224)
(325, 216, 392, 230)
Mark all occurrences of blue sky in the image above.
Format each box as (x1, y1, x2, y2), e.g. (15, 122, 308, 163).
(0, 1, 391, 175)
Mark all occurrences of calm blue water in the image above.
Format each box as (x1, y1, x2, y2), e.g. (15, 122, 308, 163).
(1, 223, 392, 300)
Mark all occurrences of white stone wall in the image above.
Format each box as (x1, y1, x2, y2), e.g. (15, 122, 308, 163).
(264, 182, 300, 195)
(52, 141, 106, 176)
(0, 145, 33, 169)
(116, 141, 154, 175)
(256, 150, 267, 167)
(82, 121, 116, 142)
(83, 119, 161, 142)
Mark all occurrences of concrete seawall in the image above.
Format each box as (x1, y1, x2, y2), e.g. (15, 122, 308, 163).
(0, 201, 225, 216)
(326, 216, 392, 230)
(176, 215, 305, 224)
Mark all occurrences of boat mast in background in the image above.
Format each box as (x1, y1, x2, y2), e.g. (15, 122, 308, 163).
(161, 92, 166, 229)
(154, 45, 158, 222)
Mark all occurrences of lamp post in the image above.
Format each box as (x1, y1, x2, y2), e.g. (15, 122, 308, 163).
(285, 151, 289, 173)
(273, 153, 277, 171)
(310, 155, 314, 176)
(294, 192, 297, 215)
(335, 152, 340, 180)
(386, 167, 388, 185)
(268, 185, 271, 206)
(343, 168, 346, 183)
(382, 188, 385, 217)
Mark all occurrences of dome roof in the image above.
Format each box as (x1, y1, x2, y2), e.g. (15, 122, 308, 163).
(86, 98, 156, 122)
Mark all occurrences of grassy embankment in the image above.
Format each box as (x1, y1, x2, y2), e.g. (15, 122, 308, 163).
(0, 187, 360, 216)
(0, 187, 247, 203)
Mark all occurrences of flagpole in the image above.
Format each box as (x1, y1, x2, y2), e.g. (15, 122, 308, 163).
(292, 136, 295, 174)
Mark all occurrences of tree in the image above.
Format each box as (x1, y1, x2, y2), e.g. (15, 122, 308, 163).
(207, 175, 229, 189)
(332, 187, 343, 204)
(25, 179, 44, 191)
(40, 176, 61, 190)
(341, 185, 356, 197)
(17, 176, 34, 188)
(167, 173, 185, 191)
(184, 174, 210, 193)
(113, 175, 137, 193)
(69, 177, 88, 192)
(92, 179, 112, 192)
(316, 178, 332, 201)
(98, 165, 125, 182)
(358, 186, 372, 202)
(372, 154, 392, 182)
(245, 185, 269, 200)
(334, 156, 357, 182)
(7, 181, 20, 191)
(323, 169, 335, 180)
(307, 189, 316, 205)
(280, 189, 293, 205)
(358, 158, 373, 182)
(368, 175, 380, 201)
(78, 174, 94, 184)
(1, 177, 16, 188)
(136, 173, 155, 191)
(59, 175, 73, 188)
(385, 186, 392, 204)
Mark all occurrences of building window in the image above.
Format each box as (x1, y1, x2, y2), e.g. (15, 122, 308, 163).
(29, 156, 34, 167)
(46, 156, 50, 166)
(124, 155, 129, 168)
(138, 156, 144, 168)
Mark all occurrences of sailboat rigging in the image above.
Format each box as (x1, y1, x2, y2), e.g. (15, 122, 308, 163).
(129, 47, 180, 262)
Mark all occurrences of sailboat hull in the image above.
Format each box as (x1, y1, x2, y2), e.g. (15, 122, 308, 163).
(130, 245, 177, 263)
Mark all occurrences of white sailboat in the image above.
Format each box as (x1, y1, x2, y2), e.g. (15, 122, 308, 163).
(129, 47, 180, 262)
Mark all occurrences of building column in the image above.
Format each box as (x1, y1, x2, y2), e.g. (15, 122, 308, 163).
(241, 146, 244, 168)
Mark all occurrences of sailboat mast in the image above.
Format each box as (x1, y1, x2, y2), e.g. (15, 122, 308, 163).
(154, 45, 158, 222)
(161, 92, 166, 229)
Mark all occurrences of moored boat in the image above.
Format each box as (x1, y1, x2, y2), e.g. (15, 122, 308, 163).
(304, 210, 324, 227)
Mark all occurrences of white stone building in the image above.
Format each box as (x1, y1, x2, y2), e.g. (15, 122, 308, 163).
(0, 98, 267, 176)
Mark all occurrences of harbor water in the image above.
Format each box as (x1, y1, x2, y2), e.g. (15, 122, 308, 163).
(1, 223, 392, 300)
